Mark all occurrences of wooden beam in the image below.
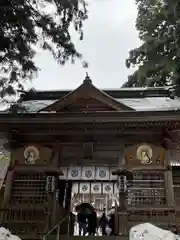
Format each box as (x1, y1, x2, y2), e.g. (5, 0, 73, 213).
(8, 124, 166, 135)
(7, 134, 163, 146)
(15, 129, 162, 136)
(0, 121, 171, 128)
(8, 127, 166, 136)
(0, 111, 180, 124)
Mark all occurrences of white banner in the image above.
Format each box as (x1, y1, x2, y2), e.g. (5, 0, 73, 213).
(79, 182, 90, 194)
(68, 166, 81, 180)
(91, 183, 101, 194)
(114, 183, 119, 194)
(59, 166, 116, 180)
(81, 166, 95, 180)
(95, 167, 109, 180)
(102, 182, 113, 194)
(72, 182, 79, 194)
(109, 167, 117, 180)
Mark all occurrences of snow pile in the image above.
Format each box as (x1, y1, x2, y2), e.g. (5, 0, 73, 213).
(129, 223, 180, 240)
(0, 227, 21, 240)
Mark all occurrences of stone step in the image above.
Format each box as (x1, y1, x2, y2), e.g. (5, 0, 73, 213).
(44, 236, 129, 240)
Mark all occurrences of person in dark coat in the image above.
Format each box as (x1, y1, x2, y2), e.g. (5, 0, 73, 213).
(88, 210, 97, 235)
(77, 213, 87, 236)
(99, 212, 108, 235)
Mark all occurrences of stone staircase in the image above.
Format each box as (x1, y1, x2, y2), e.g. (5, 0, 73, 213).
(44, 236, 128, 240)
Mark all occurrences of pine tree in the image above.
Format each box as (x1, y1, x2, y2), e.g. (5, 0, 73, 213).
(123, 0, 180, 88)
(0, 0, 87, 98)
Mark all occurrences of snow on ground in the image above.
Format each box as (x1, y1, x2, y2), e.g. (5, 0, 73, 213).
(0, 222, 179, 240)
(0, 227, 21, 240)
(130, 223, 180, 240)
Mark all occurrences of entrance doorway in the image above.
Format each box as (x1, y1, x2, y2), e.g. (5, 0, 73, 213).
(71, 181, 118, 216)
(75, 202, 97, 236)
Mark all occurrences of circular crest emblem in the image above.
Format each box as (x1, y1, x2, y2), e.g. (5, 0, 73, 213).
(82, 185, 88, 192)
(136, 144, 153, 164)
(71, 169, 78, 178)
(93, 184, 100, 192)
(85, 170, 92, 178)
(104, 185, 111, 192)
(99, 170, 106, 178)
(24, 146, 39, 164)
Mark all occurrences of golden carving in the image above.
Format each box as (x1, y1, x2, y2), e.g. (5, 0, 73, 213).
(136, 144, 153, 164)
(24, 146, 39, 164)
(125, 143, 165, 166)
(12, 145, 53, 165)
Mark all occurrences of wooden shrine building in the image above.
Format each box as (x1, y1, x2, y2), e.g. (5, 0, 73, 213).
(0, 75, 180, 239)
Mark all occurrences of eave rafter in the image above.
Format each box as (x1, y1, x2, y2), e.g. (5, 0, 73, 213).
(0, 109, 180, 124)
(1, 119, 180, 133)
(0, 110, 180, 140)
(6, 134, 164, 147)
(11, 128, 163, 136)
(6, 122, 179, 144)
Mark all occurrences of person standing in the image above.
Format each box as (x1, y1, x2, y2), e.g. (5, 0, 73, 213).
(108, 207, 115, 236)
(99, 211, 108, 235)
(88, 210, 97, 235)
(77, 213, 87, 236)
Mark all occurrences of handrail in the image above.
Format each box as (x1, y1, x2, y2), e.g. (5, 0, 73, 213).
(43, 215, 69, 240)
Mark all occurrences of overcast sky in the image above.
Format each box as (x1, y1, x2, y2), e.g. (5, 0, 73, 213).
(33, 0, 140, 90)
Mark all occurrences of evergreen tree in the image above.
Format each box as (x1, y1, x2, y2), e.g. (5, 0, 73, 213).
(0, 0, 87, 98)
(123, 0, 180, 88)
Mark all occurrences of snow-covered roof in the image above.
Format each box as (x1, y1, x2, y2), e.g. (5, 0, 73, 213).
(18, 97, 180, 112)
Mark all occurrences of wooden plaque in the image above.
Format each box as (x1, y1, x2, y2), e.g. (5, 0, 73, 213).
(125, 143, 165, 166)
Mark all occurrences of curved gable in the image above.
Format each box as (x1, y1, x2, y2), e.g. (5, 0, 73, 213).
(39, 76, 134, 112)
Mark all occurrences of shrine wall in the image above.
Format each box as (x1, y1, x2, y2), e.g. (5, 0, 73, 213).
(3, 145, 58, 208)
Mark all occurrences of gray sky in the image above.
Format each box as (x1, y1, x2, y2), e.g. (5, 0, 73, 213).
(33, 0, 140, 90)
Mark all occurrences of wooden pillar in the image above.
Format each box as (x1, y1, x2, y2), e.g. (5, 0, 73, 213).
(2, 170, 14, 206)
(0, 170, 14, 223)
(165, 170, 174, 206)
(118, 142, 125, 167)
(164, 150, 174, 206)
(114, 142, 132, 236)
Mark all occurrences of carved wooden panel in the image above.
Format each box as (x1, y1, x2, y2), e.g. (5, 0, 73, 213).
(125, 143, 165, 166)
(11, 145, 53, 165)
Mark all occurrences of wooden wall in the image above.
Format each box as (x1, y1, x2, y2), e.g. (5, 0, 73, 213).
(59, 142, 122, 166)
